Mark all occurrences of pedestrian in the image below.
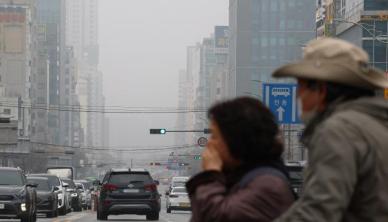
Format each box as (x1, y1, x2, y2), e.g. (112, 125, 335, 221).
(272, 38, 388, 222)
(186, 97, 295, 222)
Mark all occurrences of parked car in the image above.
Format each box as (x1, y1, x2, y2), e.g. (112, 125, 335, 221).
(74, 180, 93, 210)
(97, 168, 161, 221)
(0, 167, 37, 222)
(27, 177, 58, 218)
(166, 187, 190, 213)
(61, 178, 82, 212)
(29, 173, 70, 215)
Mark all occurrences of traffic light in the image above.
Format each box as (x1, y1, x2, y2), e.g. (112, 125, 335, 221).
(193, 155, 202, 160)
(150, 129, 167, 134)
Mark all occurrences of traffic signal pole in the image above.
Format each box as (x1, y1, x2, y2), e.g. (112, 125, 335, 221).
(149, 129, 211, 134)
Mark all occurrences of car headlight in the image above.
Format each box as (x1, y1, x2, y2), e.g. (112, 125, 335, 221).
(71, 193, 78, 197)
(21, 203, 27, 212)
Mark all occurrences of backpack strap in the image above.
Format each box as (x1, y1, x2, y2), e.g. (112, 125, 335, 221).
(239, 166, 297, 199)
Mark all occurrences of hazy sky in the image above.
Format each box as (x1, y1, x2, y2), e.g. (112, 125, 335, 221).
(99, 0, 228, 154)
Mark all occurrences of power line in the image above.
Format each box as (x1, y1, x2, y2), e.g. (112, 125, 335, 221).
(30, 141, 198, 153)
(0, 103, 207, 114)
(0, 101, 208, 111)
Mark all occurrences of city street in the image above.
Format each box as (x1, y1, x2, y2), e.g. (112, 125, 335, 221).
(0, 192, 191, 222)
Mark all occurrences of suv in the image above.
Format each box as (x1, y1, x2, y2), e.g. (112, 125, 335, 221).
(97, 168, 161, 221)
(29, 174, 70, 215)
(0, 167, 37, 222)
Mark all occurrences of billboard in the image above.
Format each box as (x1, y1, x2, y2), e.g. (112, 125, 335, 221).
(215, 26, 229, 48)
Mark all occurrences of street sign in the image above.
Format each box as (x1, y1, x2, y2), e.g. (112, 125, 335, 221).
(263, 83, 300, 124)
(197, 137, 208, 147)
(193, 155, 202, 160)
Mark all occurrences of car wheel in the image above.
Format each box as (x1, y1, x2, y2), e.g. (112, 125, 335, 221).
(146, 212, 159, 221)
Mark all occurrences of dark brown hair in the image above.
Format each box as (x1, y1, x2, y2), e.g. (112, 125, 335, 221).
(208, 97, 284, 167)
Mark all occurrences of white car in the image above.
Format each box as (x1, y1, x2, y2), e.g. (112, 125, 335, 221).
(166, 187, 191, 213)
(166, 176, 189, 195)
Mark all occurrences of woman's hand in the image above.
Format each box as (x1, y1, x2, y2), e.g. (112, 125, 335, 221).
(201, 140, 223, 172)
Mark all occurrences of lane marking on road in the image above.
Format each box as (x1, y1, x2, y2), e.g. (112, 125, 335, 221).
(52, 211, 90, 222)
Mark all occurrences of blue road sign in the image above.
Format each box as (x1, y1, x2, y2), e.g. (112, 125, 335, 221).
(263, 83, 300, 124)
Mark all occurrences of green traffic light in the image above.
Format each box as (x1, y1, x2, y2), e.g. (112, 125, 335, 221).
(160, 129, 166, 134)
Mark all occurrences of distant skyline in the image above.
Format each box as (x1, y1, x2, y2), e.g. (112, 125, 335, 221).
(99, 0, 228, 151)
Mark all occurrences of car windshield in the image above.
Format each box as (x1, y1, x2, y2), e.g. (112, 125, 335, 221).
(27, 178, 50, 191)
(0, 171, 24, 186)
(109, 173, 152, 186)
(172, 187, 187, 194)
(31, 175, 60, 188)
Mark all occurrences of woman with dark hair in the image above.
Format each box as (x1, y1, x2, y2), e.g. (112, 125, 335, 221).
(186, 97, 295, 222)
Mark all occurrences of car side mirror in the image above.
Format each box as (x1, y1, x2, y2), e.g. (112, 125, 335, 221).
(154, 180, 160, 186)
(53, 186, 60, 191)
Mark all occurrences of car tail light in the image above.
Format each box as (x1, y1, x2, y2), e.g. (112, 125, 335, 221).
(103, 183, 118, 192)
(144, 184, 157, 192)
(169, 194, 179, 198)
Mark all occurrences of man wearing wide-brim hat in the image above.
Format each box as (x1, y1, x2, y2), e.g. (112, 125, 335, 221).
(273, 38, 388, 222)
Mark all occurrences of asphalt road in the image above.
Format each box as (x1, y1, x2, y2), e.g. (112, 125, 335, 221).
(0, 186, 192, 222)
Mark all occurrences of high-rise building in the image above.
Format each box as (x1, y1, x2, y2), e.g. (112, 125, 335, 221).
(0, 0, 35, 140)
(35, 0, 66, 145)
(228, 0, 316, 98)
(66, 0, 106, 147)
(0, 0, 42, 168)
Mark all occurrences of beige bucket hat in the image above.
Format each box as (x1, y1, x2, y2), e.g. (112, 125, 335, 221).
(273, 37, 388, 89)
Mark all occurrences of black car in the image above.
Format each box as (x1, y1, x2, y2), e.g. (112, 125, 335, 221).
(29, 173, 70, 215)
(0, 167, 37, 222)
(97, 168, 161, 221)
(61, 178, 82, 212)
(27, 177, 58, 218)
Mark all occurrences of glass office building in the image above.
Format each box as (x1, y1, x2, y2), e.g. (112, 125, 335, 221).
(229, 0, 316, 98)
